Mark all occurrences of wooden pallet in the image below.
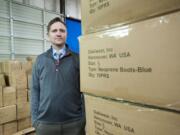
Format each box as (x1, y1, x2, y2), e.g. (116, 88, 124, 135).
(13, 127, 35, 135)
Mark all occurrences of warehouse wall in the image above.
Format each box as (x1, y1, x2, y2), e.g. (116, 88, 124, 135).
(0, 0, 81, 61)
(0, 0, 63, 61)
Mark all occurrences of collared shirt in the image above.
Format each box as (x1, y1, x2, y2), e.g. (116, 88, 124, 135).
(52, 45, 66, 60)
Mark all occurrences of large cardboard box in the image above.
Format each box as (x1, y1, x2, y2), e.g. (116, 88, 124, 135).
(3, 87, 16, 106)
(85, 95, 180, 135)
(0, 86, 2, 107)
(80, 11, 180, 111)
(18, 117, 31, 131)
(3, 121, 17, 135)
(17, 102, 30, 120)
(0, 105, 17, 124)
(81, 0, 180, 34)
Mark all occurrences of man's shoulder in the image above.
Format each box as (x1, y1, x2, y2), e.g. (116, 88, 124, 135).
(70, 51, 79, 62)
(35, 49, 51, 64)
(38, 48, 51, 59)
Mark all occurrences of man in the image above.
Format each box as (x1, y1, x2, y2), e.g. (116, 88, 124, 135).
(31, 17, 85, 135)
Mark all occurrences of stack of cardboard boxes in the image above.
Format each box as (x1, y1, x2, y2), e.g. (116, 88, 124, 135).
(0, 60, 34, 135)
(79, 0, 180, 135)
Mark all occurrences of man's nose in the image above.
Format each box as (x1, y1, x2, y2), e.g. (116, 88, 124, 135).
(56, 31, 62, 36)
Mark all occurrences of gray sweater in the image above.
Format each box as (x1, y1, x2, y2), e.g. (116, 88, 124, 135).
(31, 47, 84, 126)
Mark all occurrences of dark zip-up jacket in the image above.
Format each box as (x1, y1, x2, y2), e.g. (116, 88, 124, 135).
(31, 47, 84, 126)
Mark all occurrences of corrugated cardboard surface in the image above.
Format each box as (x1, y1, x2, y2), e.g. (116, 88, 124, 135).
(2, 61, 21, 76)
(85, 94, 180, 135)
(3, 87, 16, 107)
(17, 102, 30, 120)
(0, 105, 17, 124)
(17, 117, 31, 131)
(17, 89, 28, 104)
(3, 121, 17, 135)
(10, 70, 27, 90)
(21, 62, 32, 75)
(80, 11, 180, 111)
(81, 0, 180, 34)
(0, 74, 6, 87)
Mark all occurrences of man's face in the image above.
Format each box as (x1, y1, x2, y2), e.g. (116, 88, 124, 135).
(48, 22, 67, 48)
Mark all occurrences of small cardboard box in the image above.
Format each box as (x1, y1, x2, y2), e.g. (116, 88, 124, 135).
(81, 0, 180, 34)
(3, 121, 17, 135)
(85, 95, 180, 135)
(3, 87, 16, 106)
(0, 105, 17, 124)
(80, 11, 180, 111)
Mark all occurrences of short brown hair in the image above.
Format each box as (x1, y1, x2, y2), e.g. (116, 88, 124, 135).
(47, 17, 66, 33)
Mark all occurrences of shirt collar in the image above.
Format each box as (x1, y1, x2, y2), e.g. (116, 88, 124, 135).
(52, 45, 66, 59)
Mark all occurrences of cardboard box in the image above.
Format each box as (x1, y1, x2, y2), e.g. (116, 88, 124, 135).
(81, 0, 180, 34)
(3, 121, 17, 135)
(17, 89, 28, 104)
(0, 74, 6, 86)
(80, 11, 180, 111)
(18, 117, 31, 131)
(0, 105, 17, 124)
(2, 61, 21, 76)
(85, 95, 180, 135)
(0, 86, 2, 107)
(3, 87, 16, 106)
(9, 70, 27, 90)
(17, 102, 30, 120)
